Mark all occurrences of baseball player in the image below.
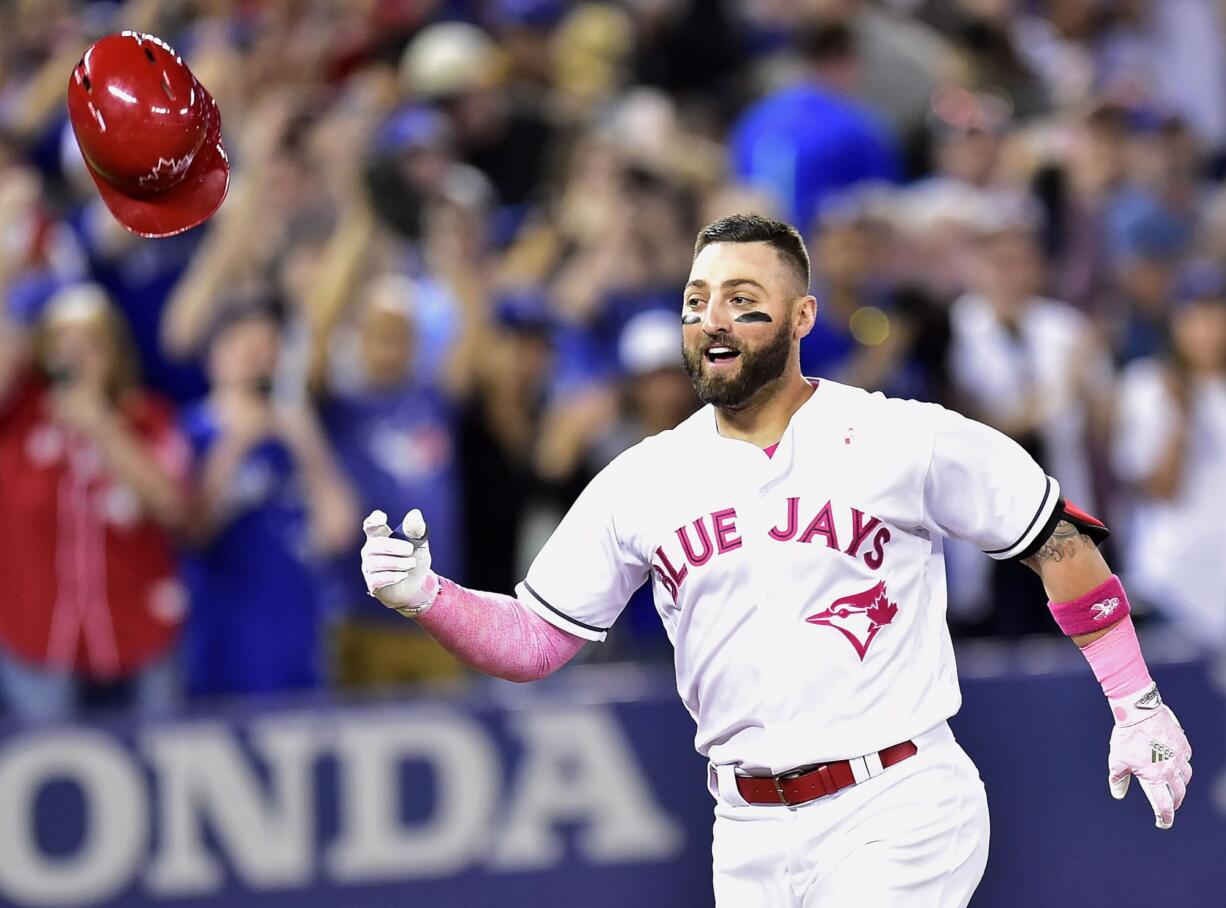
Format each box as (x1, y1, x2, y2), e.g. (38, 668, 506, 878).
(361, 214, 1192, 906)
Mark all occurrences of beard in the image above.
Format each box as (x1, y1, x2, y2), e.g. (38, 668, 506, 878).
(682, 320, 792, 409)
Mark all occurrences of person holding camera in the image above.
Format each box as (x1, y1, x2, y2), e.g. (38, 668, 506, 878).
(0, 284, 188, 718)
(178, 297, 357, 699)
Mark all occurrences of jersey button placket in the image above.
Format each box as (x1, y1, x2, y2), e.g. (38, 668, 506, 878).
(763, 424, 812, 768)
(754, 469, 789, 769)
(727, 468, 779, 766)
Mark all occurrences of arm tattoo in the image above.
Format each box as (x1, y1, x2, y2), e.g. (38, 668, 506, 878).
(1026, 520, 1092, 566)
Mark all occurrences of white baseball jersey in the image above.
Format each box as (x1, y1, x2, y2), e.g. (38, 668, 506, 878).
(515, 379, 1060, 774)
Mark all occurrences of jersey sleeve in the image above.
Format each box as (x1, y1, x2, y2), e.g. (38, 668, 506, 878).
(515, 452, 651, 642)
(921, 406, 1061, 561)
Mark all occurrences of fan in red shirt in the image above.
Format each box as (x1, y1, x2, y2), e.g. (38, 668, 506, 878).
(0, 284, 189, 718)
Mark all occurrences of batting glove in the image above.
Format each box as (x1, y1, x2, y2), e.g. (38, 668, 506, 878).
(360, 508, 439, 618)
(1107, 685, 1192, 829)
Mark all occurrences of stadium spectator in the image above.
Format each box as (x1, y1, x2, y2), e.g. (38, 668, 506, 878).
(399, 21, 557, 236)
(920, 87, 1012, 193)
(57, 118, 210, 404)
(547, 161, 699, 394)
(585, 307, 700, 473)
(1112, 263, 1226, 650)
(160, 91, 337, 368)
(483, 0, 567, 99)
(457, 293, 558, 595)
(314, 273, 468, 688)
(951, 200, 1111, 506)
(743, 0, 951, 150)
(1032, 102, 1133, 314)
(179, 300, 356, 699)
(1093, 0, 1226, 152)
(915, 0, 1049, 119)
(806, 193, 951, 401)
(0, 285, 187, 718)
(1, 135, 88, 330)
(1105, 190, 1190, 366)
(4, 0, 1226, 692)
(547, 2, 637, 123)
(947, 200, 1112, 635)
(729, 18, 903, 232)
(626, 0, 748, 121)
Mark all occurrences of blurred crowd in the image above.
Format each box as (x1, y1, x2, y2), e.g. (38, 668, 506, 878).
(1, 0, 1225, 719)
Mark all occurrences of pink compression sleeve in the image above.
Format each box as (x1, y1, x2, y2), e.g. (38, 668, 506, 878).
(415, 576, 587, 682)
(1079, 614, 1154, 705)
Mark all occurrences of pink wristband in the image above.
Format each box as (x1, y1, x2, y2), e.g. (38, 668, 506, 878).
(1046, 574, 1130, 636)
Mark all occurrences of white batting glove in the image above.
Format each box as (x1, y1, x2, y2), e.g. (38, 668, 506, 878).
(1107, 685, 1192, 829)
(360, 509, 439, 618)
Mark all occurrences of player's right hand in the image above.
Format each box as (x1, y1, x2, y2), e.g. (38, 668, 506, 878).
(360, 509, 438, 618)
(1106, 686, 1192, 829)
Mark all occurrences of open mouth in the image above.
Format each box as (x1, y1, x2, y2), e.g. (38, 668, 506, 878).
(704, 345, 741, 366)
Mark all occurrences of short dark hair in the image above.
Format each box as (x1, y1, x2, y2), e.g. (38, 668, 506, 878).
(693, 213, 811, 293)
(796, 19, 856, 67)
(203, 286, 286, 351)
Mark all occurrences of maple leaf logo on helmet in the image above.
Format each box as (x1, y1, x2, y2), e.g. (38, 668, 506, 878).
(138, 153, 193, 186)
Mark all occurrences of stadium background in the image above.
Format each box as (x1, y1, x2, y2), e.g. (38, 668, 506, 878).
(0, 0, 1224, 905)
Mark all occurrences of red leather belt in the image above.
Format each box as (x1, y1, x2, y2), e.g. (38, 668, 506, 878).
(736, 740, 918, 807)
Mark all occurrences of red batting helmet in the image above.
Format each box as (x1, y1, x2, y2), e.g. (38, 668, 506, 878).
(66, 32, 229, 238)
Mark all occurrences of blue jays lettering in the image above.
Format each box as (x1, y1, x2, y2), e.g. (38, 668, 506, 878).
(653, 498, 893, 602)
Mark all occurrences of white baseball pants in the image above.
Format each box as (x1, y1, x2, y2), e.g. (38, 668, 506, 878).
(709, 722, 990, 907)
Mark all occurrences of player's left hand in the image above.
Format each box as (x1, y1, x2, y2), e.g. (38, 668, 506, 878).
(1106, 685, 1192, 829)
(360, 508, 438, 617)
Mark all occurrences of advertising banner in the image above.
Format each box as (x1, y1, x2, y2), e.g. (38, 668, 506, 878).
(0, 656, 1221, 907)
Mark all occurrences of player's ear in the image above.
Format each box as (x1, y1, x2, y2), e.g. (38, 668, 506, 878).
(793, 295, 817, 340)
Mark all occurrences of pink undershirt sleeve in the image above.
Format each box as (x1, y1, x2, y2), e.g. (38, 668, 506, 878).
(1079, 615, 1154, 705)
(415, 576, 588, 682)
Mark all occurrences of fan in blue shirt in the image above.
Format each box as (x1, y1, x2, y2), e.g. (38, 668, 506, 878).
(729, 20, 902, 232)
(180, 302, 357, 698)
(313, 274, 469, 686)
